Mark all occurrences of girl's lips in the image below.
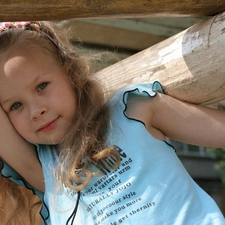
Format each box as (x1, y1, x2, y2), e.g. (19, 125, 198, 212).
(37, 118, 59, 132)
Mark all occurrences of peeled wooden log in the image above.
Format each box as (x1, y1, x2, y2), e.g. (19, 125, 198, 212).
(95, 12, 225, 105)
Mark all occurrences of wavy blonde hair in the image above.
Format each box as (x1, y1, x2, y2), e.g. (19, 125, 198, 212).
(0, 21, 120, 223)
(0, 166, 42, 225)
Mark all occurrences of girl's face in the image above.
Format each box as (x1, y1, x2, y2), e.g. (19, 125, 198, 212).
(0, 46, 77, 144)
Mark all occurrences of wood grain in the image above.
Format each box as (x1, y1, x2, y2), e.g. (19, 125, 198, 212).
(95, 12, 225, 105)
(0, 0, 224, 21)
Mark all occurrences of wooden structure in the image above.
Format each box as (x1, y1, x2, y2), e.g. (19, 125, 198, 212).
(94, 12, 225, 105)
(1, 0, 225, 20)
(63, 17, 205, 51)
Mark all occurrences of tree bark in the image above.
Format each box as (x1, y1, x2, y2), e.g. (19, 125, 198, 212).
(0, 0, 225, 21)
(95, 12, 225, 105)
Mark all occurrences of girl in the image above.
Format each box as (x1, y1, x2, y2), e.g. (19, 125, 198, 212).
(0, 21, 224, 225)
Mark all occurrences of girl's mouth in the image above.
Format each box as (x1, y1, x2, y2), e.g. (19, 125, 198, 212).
(37, 117, 59, 132)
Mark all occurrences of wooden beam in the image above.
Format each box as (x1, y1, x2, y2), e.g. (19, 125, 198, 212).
(63, 21, 166, 51)
(75, 18, 205, 38)
(0, 0, 224, 21)
(63, 17, 205, 51)
(94, 11, 225, 105)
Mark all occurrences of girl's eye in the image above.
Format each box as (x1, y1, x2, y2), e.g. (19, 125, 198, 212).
(38, 82, 49, 91)
(10, 102, 22, 111)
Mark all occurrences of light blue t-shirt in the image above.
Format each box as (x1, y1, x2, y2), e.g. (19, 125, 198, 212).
(1, 82, 225, 225)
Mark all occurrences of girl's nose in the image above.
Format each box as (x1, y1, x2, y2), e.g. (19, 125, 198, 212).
(30, 104, 48, 121)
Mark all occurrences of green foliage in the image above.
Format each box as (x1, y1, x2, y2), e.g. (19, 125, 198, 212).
(206, 147, 225, 183)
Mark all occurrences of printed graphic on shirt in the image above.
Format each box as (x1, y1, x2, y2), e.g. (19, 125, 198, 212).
(74, 145, 156, 224)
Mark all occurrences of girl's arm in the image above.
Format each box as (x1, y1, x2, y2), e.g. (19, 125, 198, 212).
(126, 93, 225, 148)
(0, 106, 44, 192)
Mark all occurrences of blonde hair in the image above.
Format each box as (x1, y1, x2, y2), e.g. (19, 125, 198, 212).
(0, 22, 120, 194)
(0, 167, 42, 225)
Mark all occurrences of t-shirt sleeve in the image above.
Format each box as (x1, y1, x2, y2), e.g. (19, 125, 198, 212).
(123, 81, 164, 101)
(111, 81, 164, 106)
(0, 157, 44, 199)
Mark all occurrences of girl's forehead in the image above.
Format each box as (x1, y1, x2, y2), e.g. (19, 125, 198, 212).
(0, 54, 36, 81)
(1, 46, 58, 71)
(0, 47, 66, 103)
(0, 47, 61, 90)
(0, 52, 42, 92)
(1, 55, 27, 76)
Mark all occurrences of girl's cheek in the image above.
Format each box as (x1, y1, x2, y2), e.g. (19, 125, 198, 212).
(10, 115, 22, 129)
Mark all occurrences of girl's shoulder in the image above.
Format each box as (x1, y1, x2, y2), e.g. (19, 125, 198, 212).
(109, 81, 166, 140)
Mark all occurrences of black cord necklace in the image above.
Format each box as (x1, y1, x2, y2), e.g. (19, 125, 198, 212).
(66, 191, 81, 225)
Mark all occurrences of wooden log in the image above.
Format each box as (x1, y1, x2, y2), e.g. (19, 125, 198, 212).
(0, 0, 225, 21)
(95, 11, 225, 105)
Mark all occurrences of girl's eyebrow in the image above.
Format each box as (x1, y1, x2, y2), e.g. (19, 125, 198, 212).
(1, 96, 17, 112)
(1, 75, 42, 106)
(1, 94, 19, 107)
(2, 97, 14, 106)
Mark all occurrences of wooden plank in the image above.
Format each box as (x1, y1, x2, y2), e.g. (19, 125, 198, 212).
(63, 17, 205, 51)
(63, 21, 165, 51)
(94, 12, 225, 105)
(0, 0, 224, 21)
(76, 19, 183, 37)
(139, 17, 206, 30)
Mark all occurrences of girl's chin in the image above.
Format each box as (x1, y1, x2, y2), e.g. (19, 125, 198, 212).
(29, 136, 62, 145)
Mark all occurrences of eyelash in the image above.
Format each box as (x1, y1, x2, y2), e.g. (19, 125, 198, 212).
(10, 102, 22, 111)
(37, 82, 49, 92)
(9, 82, 49, 111)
